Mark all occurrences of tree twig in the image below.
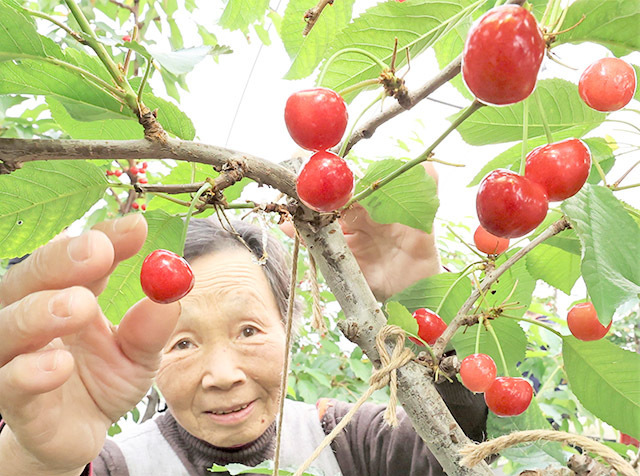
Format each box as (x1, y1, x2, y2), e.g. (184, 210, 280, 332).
(303, 0, 334, 36)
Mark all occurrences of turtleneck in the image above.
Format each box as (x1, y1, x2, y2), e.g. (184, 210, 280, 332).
(155, 410, 276, 474)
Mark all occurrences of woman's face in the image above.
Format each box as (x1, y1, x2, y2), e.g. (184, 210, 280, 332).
(156, 249, 286, 447)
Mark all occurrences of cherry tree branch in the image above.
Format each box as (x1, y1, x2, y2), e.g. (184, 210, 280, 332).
(303, 0, 334, 36)
(432, 217, 571, 360)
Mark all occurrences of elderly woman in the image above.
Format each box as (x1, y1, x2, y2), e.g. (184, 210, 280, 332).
(0, 201, 486, 475)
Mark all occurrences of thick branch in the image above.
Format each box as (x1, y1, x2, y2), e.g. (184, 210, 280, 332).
(0, 138, 297, 198)
(432, 217, 571, 360)
(293, 218, 493, 476)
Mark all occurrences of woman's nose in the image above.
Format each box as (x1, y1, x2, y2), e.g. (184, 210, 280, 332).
(201, 347, 246, 390)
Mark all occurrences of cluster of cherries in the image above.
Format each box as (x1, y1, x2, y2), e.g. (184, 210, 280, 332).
(284, 88, 354, 213)
(463, 5, 636, 240)
(106, 161, 149, 185)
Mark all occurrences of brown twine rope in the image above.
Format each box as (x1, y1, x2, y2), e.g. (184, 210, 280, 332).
(308, 252, 327, 333)
(459, 429, 636, 476)
(291, 325, 414, 476)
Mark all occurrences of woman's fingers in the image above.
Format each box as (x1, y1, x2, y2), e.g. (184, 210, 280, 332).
(0, 286, 100, 368)
(116, 298, 181, 370)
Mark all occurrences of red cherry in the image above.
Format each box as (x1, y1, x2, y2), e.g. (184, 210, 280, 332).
(141, 203, 147, 211)
(296, 150, 354, 212)
(620, 433, 640, 447)
(579, 58, 637, 112)
(473, 225, 510, 255)
(462, 5, 545, 106)
(567, 302, 611, 341)
(138, 177, 148, 184)
(130, 166, 139, 175)
(115, 169, 123, 177)
(122, 35, 131, 42)
(524, 139, 591, 201)
(484, 377, 533, 417)
(131, 202, 140, 210)
(409, 308, 447, 346)
(460, 353, 497, 393)
(106, 170, 114, 176)
(284, 88, 348, 151)
(141, 161, 149, 169)
(476, 169, 549, 238)
(140, 249, 195, 304)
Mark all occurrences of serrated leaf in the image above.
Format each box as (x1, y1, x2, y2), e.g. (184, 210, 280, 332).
(563, 336, 640, 439)
(390, 272, 472, 325)
(318, 0, 477, 97)
(526, 244, 581, 295)
(530, 211, 582, 256)
(99, 210, 184, 324)
(0, 161, 108, 258)
(385, 301, 419, 337)
(281, 0, 356, 80)
(355, 159, 438, 233)
(561, 184, 640, 324)
(555, 0, 640, 56)
(0, 2, 48, 61)
(454, 79, 606, 146)
(219, 0, 270, 33)
(487, 398, 568, 468)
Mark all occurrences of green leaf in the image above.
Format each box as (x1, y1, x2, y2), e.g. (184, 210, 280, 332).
(555, 0, 640, 56)
(318, 0, 475, 96)
(355, 159, 439, 233)
(561, 184, 640, 324)
(526, 244, 581, 295)
(281, 0, 356, 80)
(209, 461, 321, 476)
(563, 336, 640, 439)
(349, 348, 371, 381)
(433, 13, 474, 100)
(0, 2, 48, 61)
(0, 161, 108, 258)
(99, 210, 183, 324)
(385, 301, 419, 337)
(530, 211, 581, 256)
(219, 0, 270, 33)
(487, 398, 568, 468)
(390, 272, 472, 325)
(635, 65, 640, 102)
(455, 79, 606, 146)
(147, 45, 211, 75)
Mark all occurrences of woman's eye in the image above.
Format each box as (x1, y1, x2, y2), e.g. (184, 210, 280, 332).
(172, 339, 194, 350)
(241, 326, 258, 338)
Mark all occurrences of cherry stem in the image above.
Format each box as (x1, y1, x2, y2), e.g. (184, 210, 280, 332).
(500, 313, 563, 338)
(446, 225, 485, 260)
(180, 182, 213, 254)
(338, 79, 381, 99)
(592, 156, 609, 186)
(25, 8, 85, 43)
(519, 98, 530, 175)
(474, 313, 484, 355)
(338, 92, 384, 158)
(435, 261, 483, 316)
(486, 320, 509, 377)
(344, 100, 483, 207)
(317, 48, 388, 87)
(533, 89, 553, 144)
(613, 159, 640, 188)
(137, 58, 154, 103)
(606, 119, 640, 135)
(613, 182, 640, 192)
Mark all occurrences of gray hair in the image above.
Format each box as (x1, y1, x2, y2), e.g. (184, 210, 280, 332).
(184, 217, 301, 331)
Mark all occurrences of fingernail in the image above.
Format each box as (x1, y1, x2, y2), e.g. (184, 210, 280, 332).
(114, 213, 142, 234)
(67, 233, 93, 263)
(48, 291, 73, 320)
(37, 350, 59, 372)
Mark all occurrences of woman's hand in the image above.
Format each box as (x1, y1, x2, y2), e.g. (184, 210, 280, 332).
(0, 214, 181, 475)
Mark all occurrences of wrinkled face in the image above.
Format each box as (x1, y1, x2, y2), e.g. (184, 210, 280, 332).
(156, 249, 286, 447)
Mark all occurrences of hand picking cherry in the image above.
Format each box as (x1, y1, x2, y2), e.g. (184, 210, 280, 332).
(284, 87, 348, 151)
(579, 57, 637, 112)
(473, 225, 510, 255)
(476, 169, 549, 238)
(524, 139, 591, 201)
(567, 302, 611, 341)
(296, 150, 354, 212)
(484, 376, 533, 417)
(460, 353, 497, 393)
(462, 5, 545, 106)
(140, 249, 195, 304)
(409, 308, 447, 346)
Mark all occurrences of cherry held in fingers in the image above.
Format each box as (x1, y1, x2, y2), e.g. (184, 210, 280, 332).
(296, 150, 354, 212)
(567, 302, 611, 341)
(476, 169, 549, 238)
(579, 58, 637, 112)
(460, 353, 497, 393)
(140, 249, 195, 304)
(409, 308, 447, 346)
(484, 377, 533, 417)
(462, 5, 545, 106)
(473, 225, 510, 255)
(525, 139, 591, 201)
(284, 87, 348, 151)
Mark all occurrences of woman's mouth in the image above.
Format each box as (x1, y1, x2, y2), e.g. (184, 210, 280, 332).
(206, 401, 255, 425)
